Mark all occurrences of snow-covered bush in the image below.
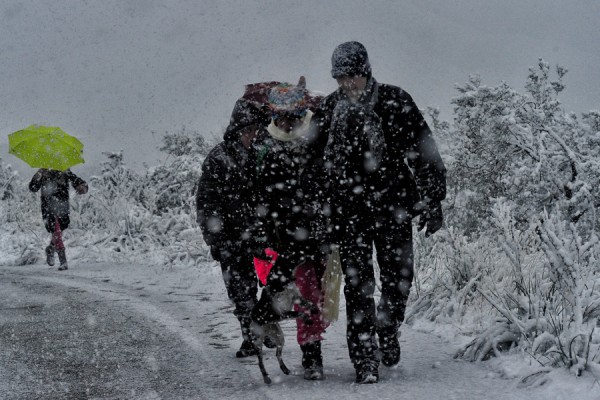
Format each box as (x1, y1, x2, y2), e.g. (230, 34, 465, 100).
(0, 137, 213, 266)
(0, 159, 37, 224)
(76, 151, 148, 229)
(412, 60, 600, 375)
(0, 158, 19, 202)
(0, 159, 48, 265)
(150, 127, 211, 214)
(73, 144, 211, 264)
(140, 128, 211, 264)
(159, 126, 212, 158)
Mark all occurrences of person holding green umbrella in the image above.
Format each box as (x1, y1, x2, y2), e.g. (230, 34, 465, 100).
(29, 168, 88, 270)
(8, 124, 88, 270)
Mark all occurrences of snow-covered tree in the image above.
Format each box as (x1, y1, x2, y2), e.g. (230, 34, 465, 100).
(414, 60, 600, 375)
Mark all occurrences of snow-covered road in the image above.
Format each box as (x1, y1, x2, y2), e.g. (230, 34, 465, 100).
(1, 263, 597, 400)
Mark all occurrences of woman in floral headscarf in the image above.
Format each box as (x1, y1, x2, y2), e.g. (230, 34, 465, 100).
(251, 78, 330, 381)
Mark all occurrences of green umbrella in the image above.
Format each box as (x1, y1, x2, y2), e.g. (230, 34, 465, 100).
(8, 125, 85, 171)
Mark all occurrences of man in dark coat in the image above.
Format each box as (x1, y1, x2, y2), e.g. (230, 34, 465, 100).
(29, 168, 88, 270)
(195, 98, 271, 358)
(314, 41, 447, 383)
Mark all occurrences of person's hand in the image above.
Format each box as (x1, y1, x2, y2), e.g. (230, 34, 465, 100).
(75, 184, 88, 195)
(417, 202, 443, 237)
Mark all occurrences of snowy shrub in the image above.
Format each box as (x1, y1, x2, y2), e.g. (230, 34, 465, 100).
(0, 160, 50, 265)
(159, 126, 213, 157)
(0, 158, 20, 201)
(76, 151, 149, 230)
(418, 60, 600, 375)
(456, 206, 600, 374)
(149, 127, 212, 214)
(147, 156, 203, 215)
(0, 159, 37, 225)
(73, 147, 210, 265)
(407, 226, 504, 332)
(535, 214, 599, 373)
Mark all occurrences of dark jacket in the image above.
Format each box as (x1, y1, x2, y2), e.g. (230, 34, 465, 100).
(29, 169, 87, 222)
(195, 137, 262, 252)
(314, 78, 446, 239)
(196, 98, 271, 255)
(254, 132, 324, 262)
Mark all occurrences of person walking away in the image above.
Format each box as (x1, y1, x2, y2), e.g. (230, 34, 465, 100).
(196, 98, 273, 358)
(251, 79, 329, 380)
(314, 41, 447, 383)
(29, 168, 88, 271)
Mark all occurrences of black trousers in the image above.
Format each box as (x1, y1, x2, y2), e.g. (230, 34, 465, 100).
(218, 247, 259, 340)
(339, 220, 413, 365)
(43, 214, 70, 233)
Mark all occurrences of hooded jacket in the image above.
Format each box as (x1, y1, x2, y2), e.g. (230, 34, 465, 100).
(195, 99, 268, 250)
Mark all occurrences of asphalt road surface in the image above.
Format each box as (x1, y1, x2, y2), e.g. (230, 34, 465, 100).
(0, 265, 274, 400)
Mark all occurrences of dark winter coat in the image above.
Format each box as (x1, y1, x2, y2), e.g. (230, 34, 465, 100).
(254, 131, 325, 263)
(196, 97, 272, 258)
(29, 169, 88, 231)
(314, 78, 446, 240)
(195, 136, 264, 256)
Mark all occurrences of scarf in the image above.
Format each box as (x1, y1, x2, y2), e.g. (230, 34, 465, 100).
(323, 78, 386, 189)
(266, 110, 314, 142)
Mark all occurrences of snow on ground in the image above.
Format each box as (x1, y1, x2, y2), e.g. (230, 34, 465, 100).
(4, 259, 597, 400)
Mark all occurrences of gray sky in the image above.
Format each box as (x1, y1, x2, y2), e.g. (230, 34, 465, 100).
(2, 0, 599, 177)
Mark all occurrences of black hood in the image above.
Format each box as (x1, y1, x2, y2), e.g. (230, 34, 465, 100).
(224, 98, 270, 142)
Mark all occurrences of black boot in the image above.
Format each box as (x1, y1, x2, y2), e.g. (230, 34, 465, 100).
(378, 328, 400, 367)
(301, 341, 324, 380)
(45, 245, 56, 267)
(57, 248, 68, 271)
(235, 317, 257, 358)
(355, 358, 379, 384)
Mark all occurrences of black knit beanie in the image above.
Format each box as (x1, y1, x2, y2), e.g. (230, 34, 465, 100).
(331, 41, 371, 79)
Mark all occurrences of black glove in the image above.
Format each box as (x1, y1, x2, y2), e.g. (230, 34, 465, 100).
(210, 245, 221, 261)
(417, 202, 443, 237)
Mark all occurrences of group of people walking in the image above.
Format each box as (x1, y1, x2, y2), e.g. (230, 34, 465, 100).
(26, 40, 446, 385)
(196, 41, 446, 384)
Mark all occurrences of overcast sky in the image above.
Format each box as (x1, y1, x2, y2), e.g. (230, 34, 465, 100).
(1, 0, 599, 176)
